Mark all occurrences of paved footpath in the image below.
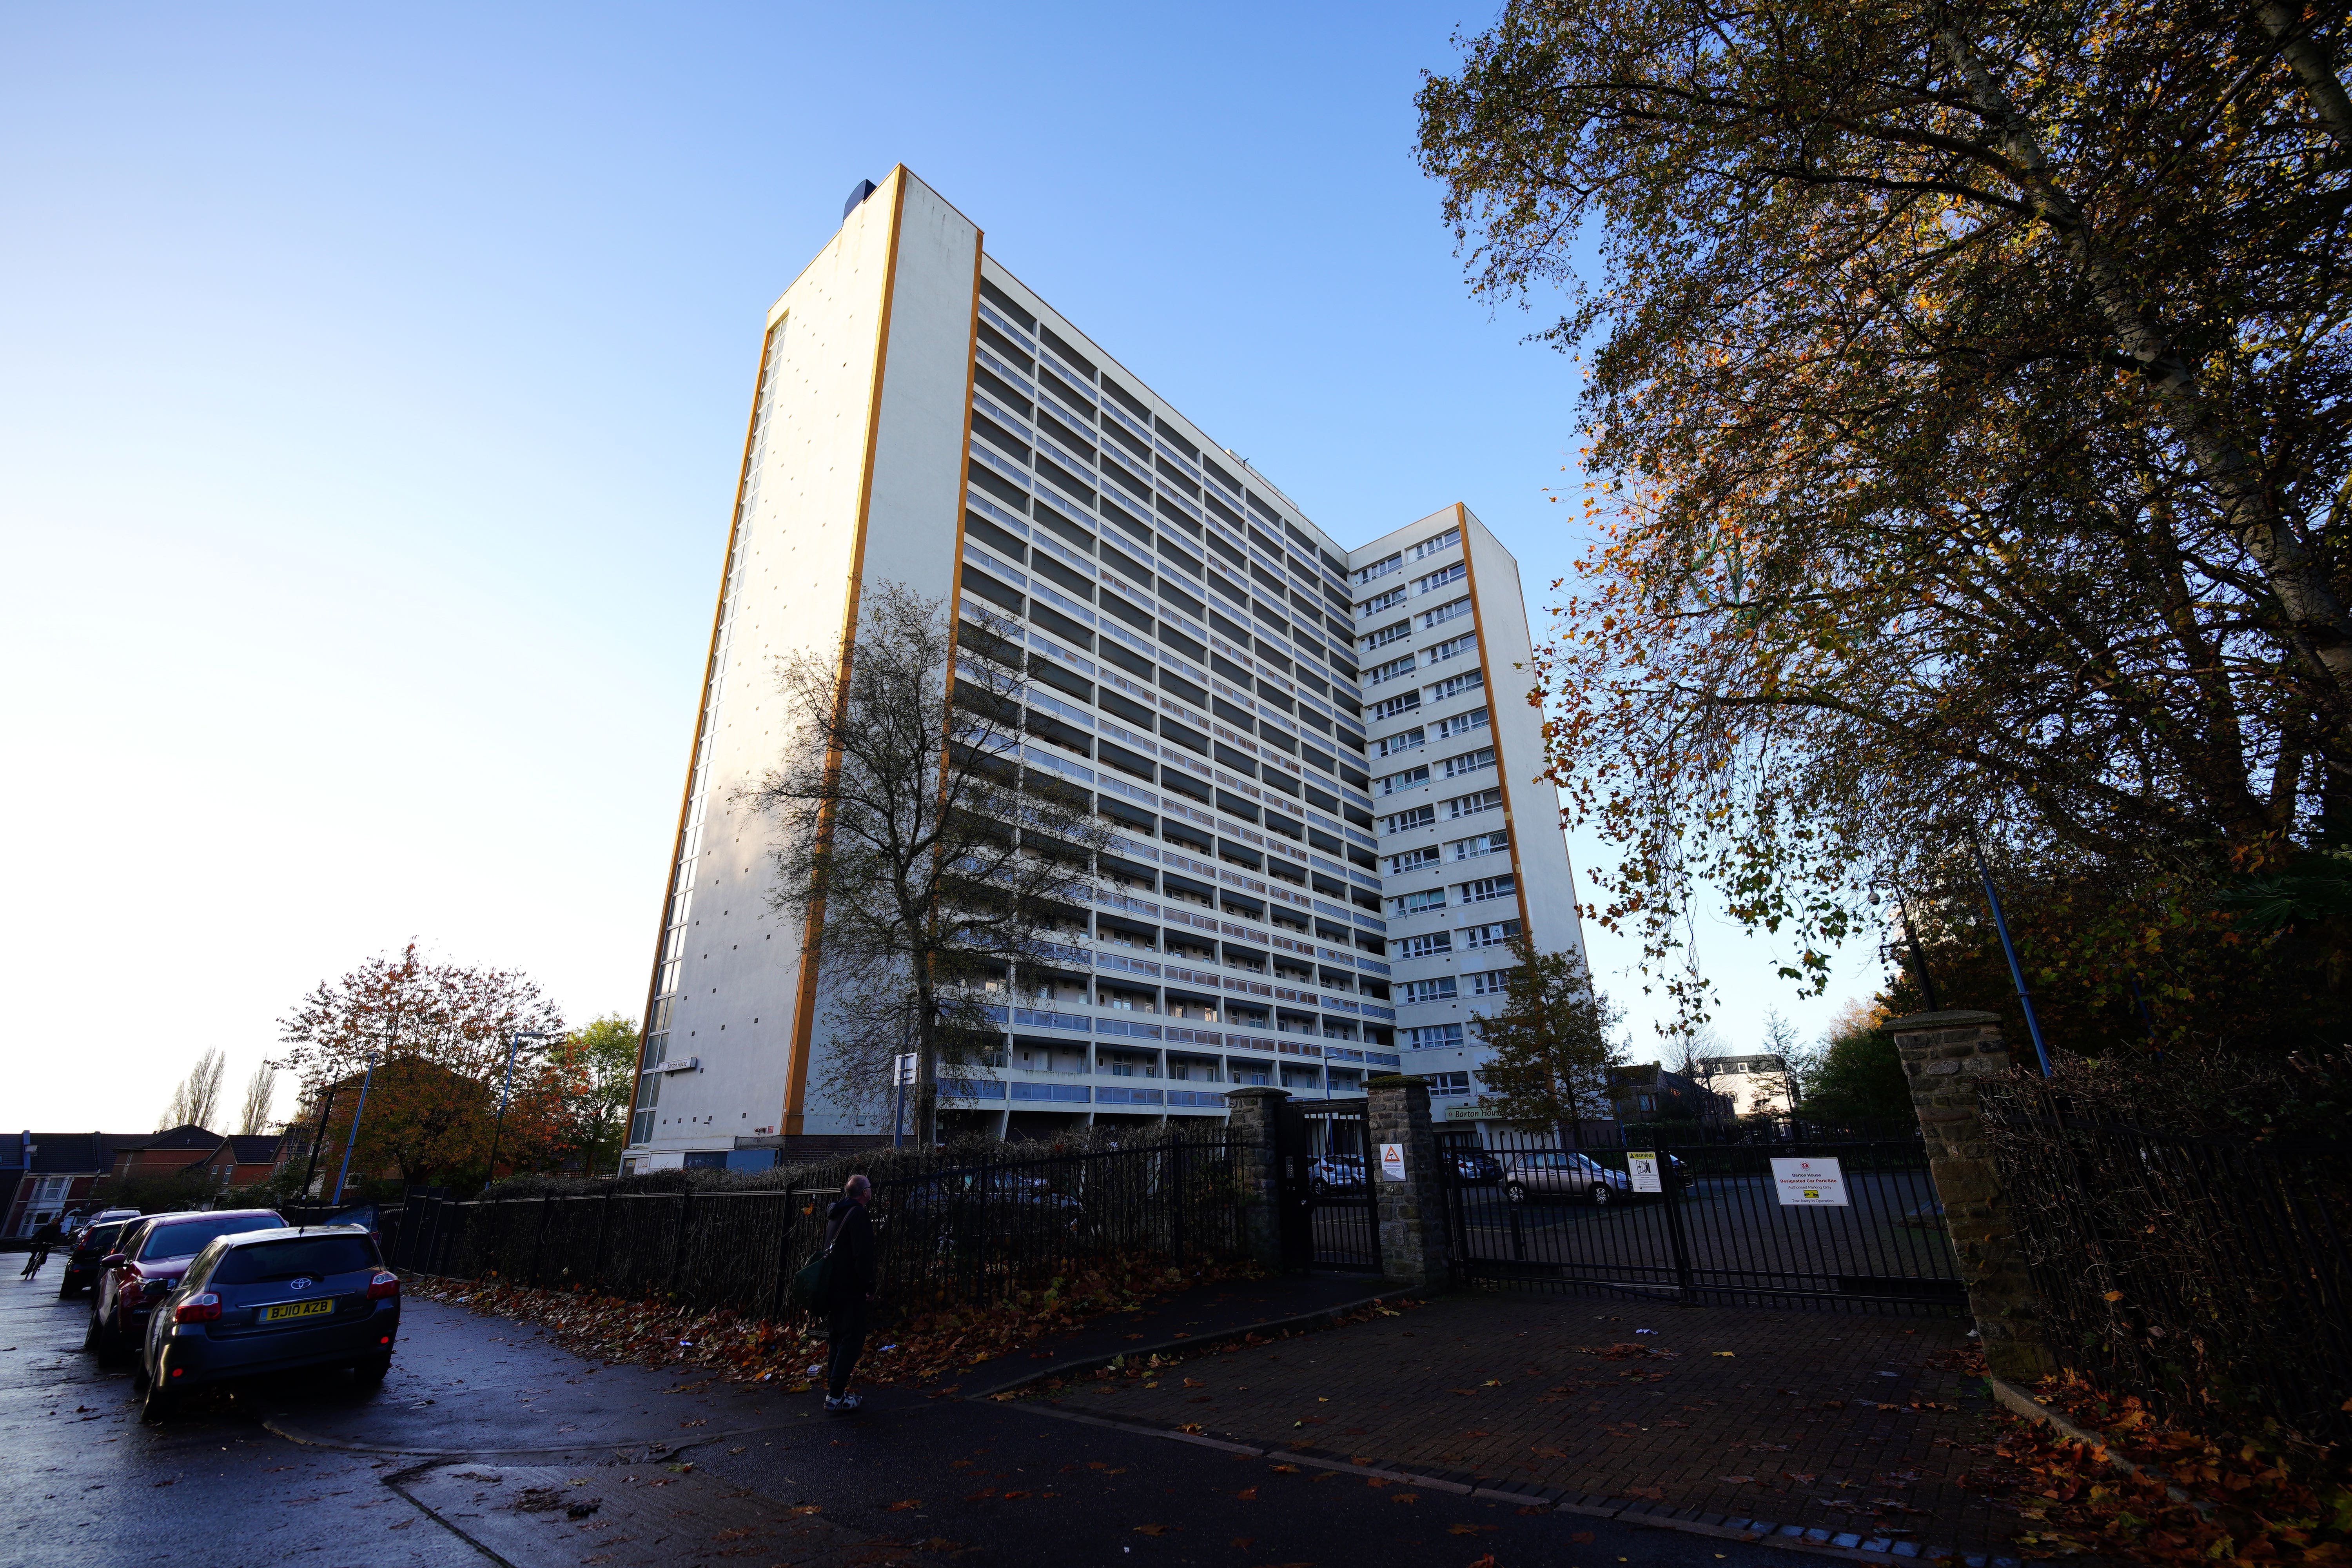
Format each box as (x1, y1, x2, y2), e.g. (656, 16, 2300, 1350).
(1047, 1289, 2020, 1559)
(0, 1263, 2026, 1568)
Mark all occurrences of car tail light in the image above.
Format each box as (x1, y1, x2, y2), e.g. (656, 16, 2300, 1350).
(367, 1272, 399, 1301)
(174, 1294, 220, 1324)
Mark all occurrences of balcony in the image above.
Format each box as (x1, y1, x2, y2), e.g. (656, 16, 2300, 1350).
(1010, 1083, 1091, 1104)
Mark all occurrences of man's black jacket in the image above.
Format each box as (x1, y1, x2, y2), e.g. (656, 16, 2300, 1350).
(823, 1197, 876, 1303)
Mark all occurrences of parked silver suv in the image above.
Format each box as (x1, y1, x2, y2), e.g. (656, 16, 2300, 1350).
(1500, 1151, 1632, 1207)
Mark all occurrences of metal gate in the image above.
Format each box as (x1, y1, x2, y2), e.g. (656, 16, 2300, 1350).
(1276, 1097, 1380, 1273)
(1445, 1124, 1964, 1312)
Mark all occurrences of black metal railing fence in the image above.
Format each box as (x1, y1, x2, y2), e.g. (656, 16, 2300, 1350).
(1982, 1079, 2352, 1446)
(374, 1133, 1248, 1323)
(1446, 1119, 1962, 1311)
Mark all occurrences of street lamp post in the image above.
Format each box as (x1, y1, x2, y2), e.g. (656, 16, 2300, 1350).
(485, 1029, 556, 1183)
(330, 1054, 376, 1207)
(1961, 826, 2054, 1078)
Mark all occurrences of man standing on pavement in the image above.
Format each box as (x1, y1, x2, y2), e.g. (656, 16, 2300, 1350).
(822, 1174, 878, 1413)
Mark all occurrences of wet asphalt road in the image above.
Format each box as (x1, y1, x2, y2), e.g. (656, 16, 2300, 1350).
(0, 1265, 1838, 1568)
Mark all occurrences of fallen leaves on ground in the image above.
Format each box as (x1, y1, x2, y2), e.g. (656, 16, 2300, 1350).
(1962, 1369, 2350, 1566)
(405, 1254, 1262, 1389)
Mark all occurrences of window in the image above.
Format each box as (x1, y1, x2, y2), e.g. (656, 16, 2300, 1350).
(140, 1215, 283, 1261)
(1409, 526, 1461, 561)
(209, 1236, 378, 1285)
(1362, 620, 1411, 651)
(1396, 931, 1453, 958)
(1445, 788, 1503, 820)
(1451, 830, 1509, 861)
(1425, 1070, 1472, 1096)
(1420, 597, 1473, 631)
(1374, 726, 1425, 759)
(1442, 747, 1495, 779)
(1402, 976, 1457, 1004)
(1413, 561, 1466, 595)
(1391, 888, 1447, 915)
(1459, 875, 1515, 905)
(1381, 804, 1436, 834)
(1386, 845, 1440, 875)
(1424, 632, 1476, 665)
(1468, 969, 1513, 996)
(1358, 586, 1405, 617)
(1375, 765, 1430, 796)
(1429, 668, 1483, 703)
(1370, 690, 1421, 722)
(1354, 552, 1402, 586)
(1434, 706, 1489, 740)
(1365, 653, 1418, 686)
(1461, 920, 1522, 949)
(1405, 1024, 1466, 1051)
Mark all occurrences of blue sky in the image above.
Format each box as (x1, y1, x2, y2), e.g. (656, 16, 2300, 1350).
(0, 3, 1882, 1129)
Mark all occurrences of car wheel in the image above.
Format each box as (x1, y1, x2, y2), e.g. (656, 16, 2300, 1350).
(1591, 1183, 1615, 1207)
(82, 1312, 101, 1352)
(1504, 1182, 1529, 1205)
(354, 1354, 392, 1386)
(57, 1278, 75, 1300)
(139, 1373, 174, 1425)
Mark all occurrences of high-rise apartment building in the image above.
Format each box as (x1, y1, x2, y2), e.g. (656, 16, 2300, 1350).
(622, 168, 1586, 1171)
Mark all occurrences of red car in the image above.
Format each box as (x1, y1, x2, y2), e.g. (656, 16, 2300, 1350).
(86, 1209, 286, 1365)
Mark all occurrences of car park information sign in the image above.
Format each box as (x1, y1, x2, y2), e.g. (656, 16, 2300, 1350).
(1379, 1143, 1405, 1181)
(1626, 1151, 1664, 1193)
(1770, 1156, 1848, 1206)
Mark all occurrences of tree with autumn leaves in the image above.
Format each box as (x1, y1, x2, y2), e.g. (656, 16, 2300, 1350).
(1472, 938, 1625, 1142)
(274, 944, 582, 1189)
(1416, 2, 2352, 1051)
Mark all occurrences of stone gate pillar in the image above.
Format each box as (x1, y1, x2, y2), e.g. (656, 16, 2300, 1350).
(1888, 1009, 2054, 1382)
(1365, 1074, 1451, 1291)
(1223, 1086, 1289, 1272)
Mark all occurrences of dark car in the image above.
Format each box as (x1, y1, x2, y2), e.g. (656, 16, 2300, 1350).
(59, 1219, 137, 1299)
(1449, 1151, 1504, 1185)
(87, 1209, 286, 1365)
(137, 1225, 398, 1422)
(1308, 1155, 1366, 1194)
(902, 1168, 1083, 1258)
(1633, 1151, 1695, 1192)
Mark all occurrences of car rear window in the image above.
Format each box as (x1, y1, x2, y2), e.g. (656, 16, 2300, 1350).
(209, 1236, 379, 1284)
(138, 1215, 283, 1261)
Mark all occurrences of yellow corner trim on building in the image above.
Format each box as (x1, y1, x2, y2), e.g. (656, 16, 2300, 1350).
(1454, 502, 1537, 945)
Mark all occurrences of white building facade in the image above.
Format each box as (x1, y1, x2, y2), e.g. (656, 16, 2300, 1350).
(622, 168, 1586, 1170)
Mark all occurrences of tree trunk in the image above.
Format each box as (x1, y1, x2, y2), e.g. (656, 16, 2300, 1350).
(912, 986, 939, 1146)
(1940, 27, 2352, 732)
(2259, 3, 2352, 153)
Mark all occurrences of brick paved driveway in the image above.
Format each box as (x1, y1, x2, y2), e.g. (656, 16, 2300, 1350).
(1045, 1290, 2020, 1555)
